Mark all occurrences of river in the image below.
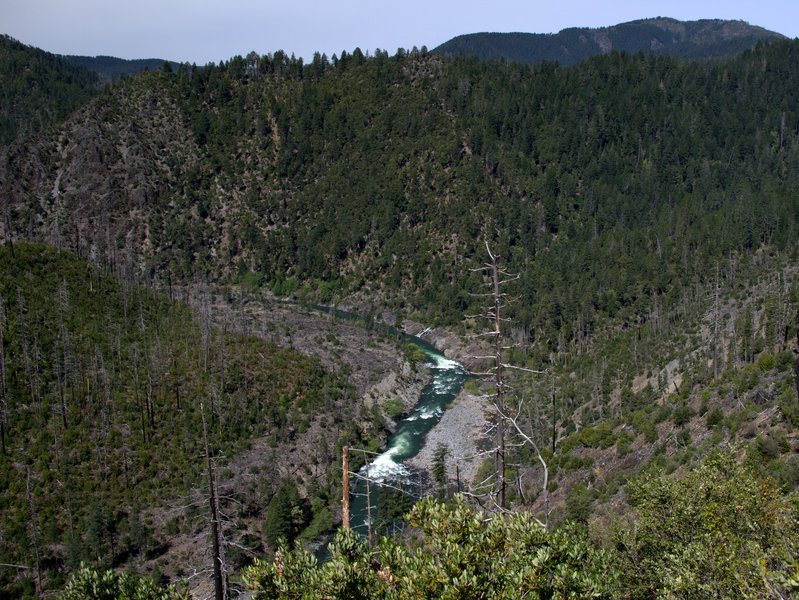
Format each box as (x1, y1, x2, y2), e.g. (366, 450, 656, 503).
(348, 335, 470, 539)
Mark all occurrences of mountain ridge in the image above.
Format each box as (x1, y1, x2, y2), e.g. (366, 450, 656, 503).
(3, 39, 797, 335)
(433, 17, 785, 65)
(0, 35, 101, 145)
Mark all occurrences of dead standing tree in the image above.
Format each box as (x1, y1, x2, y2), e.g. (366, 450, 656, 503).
(201, 403, 226, 600)
(468, 242, 548, 521)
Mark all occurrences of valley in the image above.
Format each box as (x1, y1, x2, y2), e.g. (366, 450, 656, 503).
(1, 22, 799, 599)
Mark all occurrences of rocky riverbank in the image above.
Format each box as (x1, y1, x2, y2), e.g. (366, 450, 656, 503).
(406, 390, 492, 489)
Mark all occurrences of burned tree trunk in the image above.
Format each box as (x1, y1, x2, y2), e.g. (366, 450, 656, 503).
(489, 248, 507, 510)
(0, 298, 8, 455)
(469, 241, 549, 519)
(201, 403, 225, 600)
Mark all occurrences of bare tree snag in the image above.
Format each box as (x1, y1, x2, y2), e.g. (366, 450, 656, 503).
(201, 403, 225, 600)
(551, 375, 556, 455)
(0, 298, 8, 454)
(365, 460, 373, 547)
(504, 401, 552, 529)
(25, 466, 41, 593)
(57, 280, 70, 429)
(794, 309, 799, 402)
(468, 240, 549, 519)
(488, 245, 507, 510)
(713, 264, 720, 379)
(342, 446, 350, 530)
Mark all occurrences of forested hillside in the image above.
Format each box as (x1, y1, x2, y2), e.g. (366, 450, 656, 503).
(0, 35, 100, 146)
(2, 32, 799, 600)
(2, 39, 798, 351)
(0, 244, 402, 597)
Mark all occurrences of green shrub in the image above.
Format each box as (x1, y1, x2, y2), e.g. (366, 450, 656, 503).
(561, 422, 617, 451)
(463, 379, 481, 394)
(245, 497, 617, 599)
(735, 364, 760, 393)
(617, 447, 799, 599)
(770, 455, 799, 492)
(58, 564, 187, 600)
(779, 386, 799, 428)
(673, 403, 695, 427)
(630, 410, 659, 443)
(300, 497, 333, 541)
(706, 406, 724, 429)
(775, 350, 794, 372)
(677, 428, 692, 447)
(754, 434, 781, 460)
(616, 430, 634, 456)
(756, 352, 775, 372)
(238, 270, 265, 291)
(382, 398, 405, 420)
(653, 404, 672, 424)
(565, 483, 595, 524)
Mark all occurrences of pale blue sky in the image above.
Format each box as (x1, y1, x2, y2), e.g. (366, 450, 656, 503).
(2, 0, 797, 64)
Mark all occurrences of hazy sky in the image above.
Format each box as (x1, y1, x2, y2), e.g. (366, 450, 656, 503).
(3, 0, 798, 64)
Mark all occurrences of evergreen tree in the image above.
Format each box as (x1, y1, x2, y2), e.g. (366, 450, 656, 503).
(263, 478, 304, 547)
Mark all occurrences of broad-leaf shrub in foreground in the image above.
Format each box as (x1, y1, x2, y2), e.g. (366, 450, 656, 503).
(614, 447, 799, 599)
(244, 495, 615, 599)
(57, 563, 187, 600)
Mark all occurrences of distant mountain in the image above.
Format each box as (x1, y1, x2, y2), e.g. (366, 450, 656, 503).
(0, 36, 180, 146)
(433, 17, 785, 65)
(63, 55, 181, 81)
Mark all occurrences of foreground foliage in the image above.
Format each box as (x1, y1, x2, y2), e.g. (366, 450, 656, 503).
(242, 448, 799, 600)
(57, 564, 187, 600)
(244, 495, 616, 599)
(613, 447, 799, 599)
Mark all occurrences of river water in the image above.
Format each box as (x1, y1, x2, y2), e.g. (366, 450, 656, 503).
(348, 336, 470, 539)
